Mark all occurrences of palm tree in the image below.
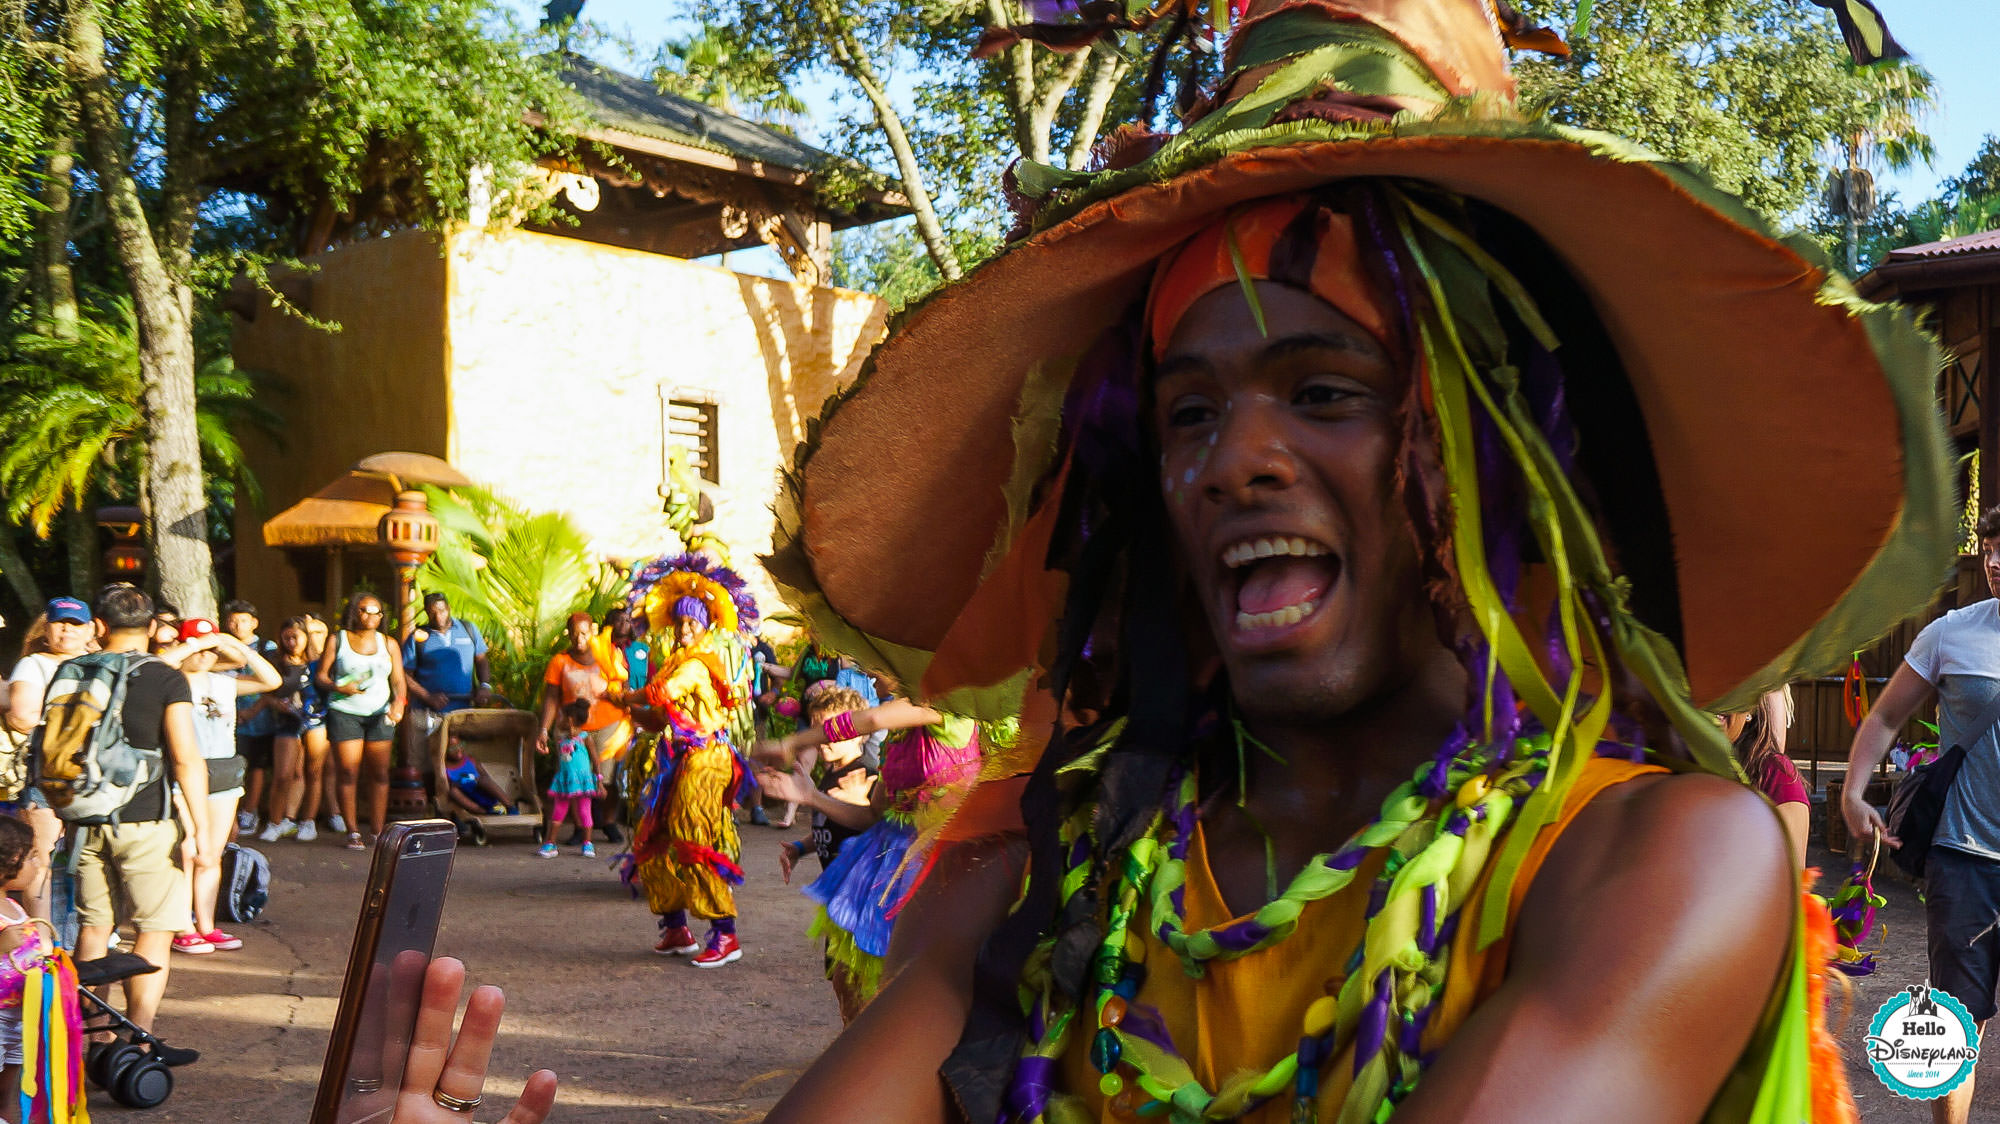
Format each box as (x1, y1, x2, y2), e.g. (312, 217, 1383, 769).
(1827, 60, 1937, 274)
(653, 25, 807, 127)
(415, 485, 628, 707)
(0, 296, 282, 590)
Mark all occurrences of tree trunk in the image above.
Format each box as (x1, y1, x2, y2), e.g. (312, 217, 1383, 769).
(0, 526, 42, 616)
(1066, 49, 1130, 170)
(62, 0, 216, 618)
(819, 7, 962, 281)
(62, 503, 96, 597)
(985, 0, 1090, 168)
(988, 0, 1046, 163)
(32, 103, 79, 340)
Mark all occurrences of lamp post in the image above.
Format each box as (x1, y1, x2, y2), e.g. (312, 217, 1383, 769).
(96, 505, 147, 579)
(377, 490, 440, 640)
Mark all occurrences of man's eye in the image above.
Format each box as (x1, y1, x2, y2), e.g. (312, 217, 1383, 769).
(1167, 400, 1217, 428)
(1294, 383, 1355, 407)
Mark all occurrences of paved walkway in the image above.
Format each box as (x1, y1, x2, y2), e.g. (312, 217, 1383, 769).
(113, 820, 839, 1122)
(1813, 832, 1999, 1122)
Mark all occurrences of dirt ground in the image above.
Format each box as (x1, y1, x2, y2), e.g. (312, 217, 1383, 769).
(75, 812, 2000, 1122)
(1812, 830, 2000, 1123)
(105, 817, 839, 1123)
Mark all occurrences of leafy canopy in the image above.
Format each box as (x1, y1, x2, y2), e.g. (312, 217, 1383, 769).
(1514, 0, 1902, 220)
(0, 296, 281, 534)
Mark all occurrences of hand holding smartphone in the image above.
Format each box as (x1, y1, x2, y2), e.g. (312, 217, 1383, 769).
(312, 822, 457, 1124)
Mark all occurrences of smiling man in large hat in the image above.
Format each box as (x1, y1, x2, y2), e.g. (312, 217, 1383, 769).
(761, 1, 1951, 1120)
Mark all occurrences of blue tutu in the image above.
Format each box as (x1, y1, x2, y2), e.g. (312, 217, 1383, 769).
(802, 817, 920, 959)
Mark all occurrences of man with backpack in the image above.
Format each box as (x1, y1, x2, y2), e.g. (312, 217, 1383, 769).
(50, 585, 213, 1048)
(1845, 504, 2000, 1124)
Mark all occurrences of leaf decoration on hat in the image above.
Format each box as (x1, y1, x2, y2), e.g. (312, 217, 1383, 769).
(1804, 0, 1908, 65)
(1489, 0, 1569, 56)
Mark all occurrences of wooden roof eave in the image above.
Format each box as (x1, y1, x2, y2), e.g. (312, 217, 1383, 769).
(1858, 249, 2000, 302)
(525, 110, 909, 214)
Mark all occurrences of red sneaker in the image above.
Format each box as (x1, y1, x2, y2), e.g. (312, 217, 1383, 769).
(691, 930, 741, 968)
(653, 926, 699, 956)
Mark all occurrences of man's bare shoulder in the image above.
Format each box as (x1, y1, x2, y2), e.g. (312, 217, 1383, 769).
(1540, 770, 1790, 902)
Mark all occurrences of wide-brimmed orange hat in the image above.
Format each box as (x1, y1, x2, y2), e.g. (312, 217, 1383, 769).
(768, 0, 1952, 718)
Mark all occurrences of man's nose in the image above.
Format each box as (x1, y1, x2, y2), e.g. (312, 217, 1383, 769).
(1202, 400, 1298, 503)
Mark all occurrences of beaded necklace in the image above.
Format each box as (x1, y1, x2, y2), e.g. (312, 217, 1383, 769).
(1005, 731, 1555, 1124)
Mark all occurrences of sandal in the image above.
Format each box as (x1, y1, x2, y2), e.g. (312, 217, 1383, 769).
(345, 832, 366, 851)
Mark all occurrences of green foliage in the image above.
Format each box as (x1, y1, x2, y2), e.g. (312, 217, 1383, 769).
(689, 0, 1165, 286)
(653, 23, 807, 127)
(1513, 0, 1893, 220)
(1942, 136, 2000, 205)
(0, 296, 282, 534)
(414, 484, 627, 708)
(831, 220, 1001, 309)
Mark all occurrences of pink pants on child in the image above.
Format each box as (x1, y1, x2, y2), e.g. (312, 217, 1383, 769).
(548, 795, 595, 831)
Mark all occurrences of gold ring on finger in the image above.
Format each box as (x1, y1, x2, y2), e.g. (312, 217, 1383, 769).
(431, 1087, 483, 1113)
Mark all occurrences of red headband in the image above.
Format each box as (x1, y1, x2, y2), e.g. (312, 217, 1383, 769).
(1145, 196, 1393, 359)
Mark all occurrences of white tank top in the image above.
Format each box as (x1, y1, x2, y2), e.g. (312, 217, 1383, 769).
(329, 631, 392, 716)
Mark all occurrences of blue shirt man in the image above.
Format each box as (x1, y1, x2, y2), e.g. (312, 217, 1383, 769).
(221, 599, 280, 737)
(403, 593, 490, 712)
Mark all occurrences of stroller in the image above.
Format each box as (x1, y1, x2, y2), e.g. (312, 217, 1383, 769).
(75, 951, 191, 1109)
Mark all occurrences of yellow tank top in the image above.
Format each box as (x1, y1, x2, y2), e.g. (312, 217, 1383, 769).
(1055, 756, 1663, 1122)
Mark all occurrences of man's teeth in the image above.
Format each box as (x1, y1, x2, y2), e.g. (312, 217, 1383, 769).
(1235, 599, 1319, 632)
(1221, 536, 1330, 569)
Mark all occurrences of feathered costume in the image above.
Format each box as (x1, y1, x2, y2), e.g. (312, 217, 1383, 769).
(619, 554, 761, 922)
(803, 714, 982, 1000)
(762, 1, 1948, 1119)
(0, 921, 87, 1124)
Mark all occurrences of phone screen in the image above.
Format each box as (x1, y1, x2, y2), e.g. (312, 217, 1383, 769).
(314, 823, 456, 1124)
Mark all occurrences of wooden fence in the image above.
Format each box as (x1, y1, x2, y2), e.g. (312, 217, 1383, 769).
(1786, 555, 1985, 794)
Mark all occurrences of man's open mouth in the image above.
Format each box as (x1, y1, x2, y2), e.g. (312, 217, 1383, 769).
(1221, 535, 1341, 633)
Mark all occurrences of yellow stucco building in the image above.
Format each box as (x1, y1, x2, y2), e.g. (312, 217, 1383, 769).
(229, 60, 894, 621)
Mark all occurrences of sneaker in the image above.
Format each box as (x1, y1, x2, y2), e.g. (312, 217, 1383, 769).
(749, 805, 771, 827)
(653, 925, 699, 956)
(148, 1042, 200, 1067)
(601, 823, 623, 845)
(328, 815, 348, 834)
(171, 933, 214, 955)
(201, 929, 243, 951)
(562, 827, 584, 847)
(692, 930, 742, 968)
(537, 843, 558, 858)
(256, 819, 295, 844)
(295, 820, 319, 843)
(235, 810, 256, 833)
(345, 832, 366, 851)
(580, 842, 596, 858)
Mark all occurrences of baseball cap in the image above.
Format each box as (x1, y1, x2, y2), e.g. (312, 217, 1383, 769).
(45, 598, 91, 625)
(177, 618, 219, 642)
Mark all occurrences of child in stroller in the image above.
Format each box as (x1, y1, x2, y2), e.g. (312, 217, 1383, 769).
(441, 735, 516, 846)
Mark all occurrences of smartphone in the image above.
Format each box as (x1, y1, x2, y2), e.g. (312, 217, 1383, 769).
(310, 820, 458, 1124)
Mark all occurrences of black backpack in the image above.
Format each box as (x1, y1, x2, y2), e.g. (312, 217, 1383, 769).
(219, 843, 270, 923)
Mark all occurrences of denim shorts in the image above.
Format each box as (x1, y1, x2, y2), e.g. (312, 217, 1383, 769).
(327, 708, 394, 744)
(1926, 846, 2000, 1022)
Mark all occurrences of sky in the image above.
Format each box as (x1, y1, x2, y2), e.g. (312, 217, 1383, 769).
(519, 0, 2000, 270)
